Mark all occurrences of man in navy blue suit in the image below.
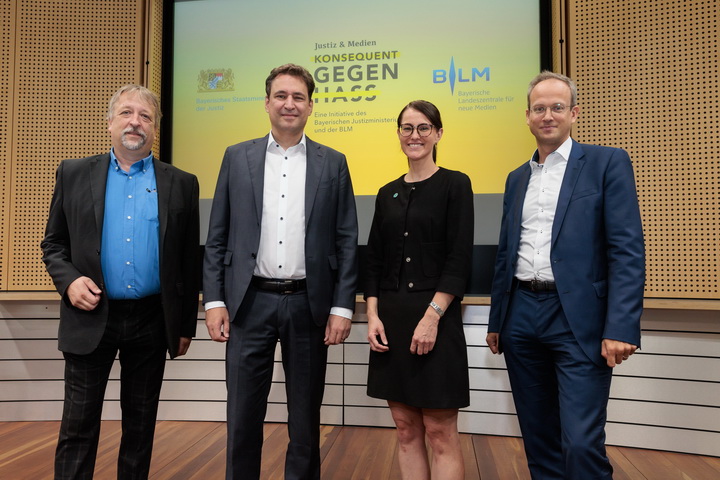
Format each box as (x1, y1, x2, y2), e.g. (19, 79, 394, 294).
(487, 71, 645, 479)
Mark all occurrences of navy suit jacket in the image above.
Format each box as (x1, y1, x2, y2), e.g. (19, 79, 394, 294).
(202, 135, 358, 325)
(488, 140, 645, 365)
(42, 153, 201, 358)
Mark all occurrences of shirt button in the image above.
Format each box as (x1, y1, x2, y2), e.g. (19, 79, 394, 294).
(127, 216, 132, 220)
(126, 238, 131, 242)
(404, 232, 408, 237)
(405, 257, 411, 262)
(128, 195, 132, 199)
(408, 282, 414, 288)
(127, 285, 132, 289)
(129, 176, 133, 179)
(126, 261, 131, 265)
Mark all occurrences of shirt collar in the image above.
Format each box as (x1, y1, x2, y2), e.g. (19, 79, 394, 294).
(267, 132, 307, 155)
(530, 136, 573, 169)
(109, 148, 154, 173)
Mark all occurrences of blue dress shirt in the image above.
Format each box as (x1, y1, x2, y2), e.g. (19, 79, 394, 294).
(101, 149, 161, 299)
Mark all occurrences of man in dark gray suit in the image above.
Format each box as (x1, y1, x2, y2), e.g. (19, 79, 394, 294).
(203, 63, 358, 480)
(42, 85, 200, 479)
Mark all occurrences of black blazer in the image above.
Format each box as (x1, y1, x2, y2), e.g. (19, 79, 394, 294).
(41, 153, 200, 358)
(364, 167, 474, 298)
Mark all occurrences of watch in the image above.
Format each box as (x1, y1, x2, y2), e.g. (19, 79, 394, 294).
(428, 301, 445, 318)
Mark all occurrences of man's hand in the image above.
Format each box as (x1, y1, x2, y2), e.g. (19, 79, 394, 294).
(486, 333, 501, 354)
(602, 339, 638, 367)
(324, 314, 351, 345)
(205, 307, 230, 342)
(66, 276, 102, 311)
(176, 337, 192, 356)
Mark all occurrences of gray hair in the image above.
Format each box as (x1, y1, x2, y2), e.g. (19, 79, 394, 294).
(107, 85, 162, 126)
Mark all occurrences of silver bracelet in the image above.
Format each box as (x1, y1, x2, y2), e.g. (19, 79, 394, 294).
(428, 301, 445, 318)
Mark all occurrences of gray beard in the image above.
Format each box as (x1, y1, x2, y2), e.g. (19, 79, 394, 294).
(121, 133, 147, 151)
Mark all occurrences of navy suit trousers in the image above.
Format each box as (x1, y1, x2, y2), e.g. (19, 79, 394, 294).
(501, 286, 613, 480)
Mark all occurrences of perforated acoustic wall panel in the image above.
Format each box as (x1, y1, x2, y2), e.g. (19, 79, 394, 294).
(7, 0, 144, 290)
(0, 1, 14, 290)
(567, 0, 719, 299)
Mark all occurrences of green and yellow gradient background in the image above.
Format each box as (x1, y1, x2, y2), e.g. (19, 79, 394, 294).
(172, 0, 540, 198)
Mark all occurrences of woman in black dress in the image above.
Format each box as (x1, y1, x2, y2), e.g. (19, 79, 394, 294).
(365, 100, 474, 479)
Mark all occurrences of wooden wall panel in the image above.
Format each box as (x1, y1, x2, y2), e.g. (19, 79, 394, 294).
(0, 1, 13, 291)
(566, 0, 719, 299)
(549, 0, 567, 73)
(146, 0, 163, 158)
(6, 0, 145, 290)
(2, 302, 719, 457)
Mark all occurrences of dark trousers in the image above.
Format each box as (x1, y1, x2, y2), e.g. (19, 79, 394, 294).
(501, 287, 613, 480)
(225, 286, 328, 480)
(55, 296, 167, 480)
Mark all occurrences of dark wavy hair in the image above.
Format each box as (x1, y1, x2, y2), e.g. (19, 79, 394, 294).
(265, 63, 315, 100)
(397, 100, 443, 163)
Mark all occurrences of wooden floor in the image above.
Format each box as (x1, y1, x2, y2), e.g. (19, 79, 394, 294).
(1, 421, 719, 479)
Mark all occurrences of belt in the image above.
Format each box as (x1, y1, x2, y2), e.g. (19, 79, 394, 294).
(517, 279, 557, 292)
(251, 276, 307, 294)
(108, 293, 162, 309)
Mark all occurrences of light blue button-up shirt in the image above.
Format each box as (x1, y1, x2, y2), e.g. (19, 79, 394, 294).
(101, 149, 160, 299)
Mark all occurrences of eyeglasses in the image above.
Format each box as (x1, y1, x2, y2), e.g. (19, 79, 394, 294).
(529, 104, 574, 115)
(398, 123, 434, 137)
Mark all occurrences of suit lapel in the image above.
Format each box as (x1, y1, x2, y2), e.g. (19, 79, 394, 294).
(247, 136, 268, 223)
(89, 154, 110, 243)
(552, 140, 586, 244)
(509, 164, 532, 258)
(154, 158, 172, 247)
(304, 137, 325, 225)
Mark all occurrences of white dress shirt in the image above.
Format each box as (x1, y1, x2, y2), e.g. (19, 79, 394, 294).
(254, 133, 307, 279)
(515, 136, 573, 282)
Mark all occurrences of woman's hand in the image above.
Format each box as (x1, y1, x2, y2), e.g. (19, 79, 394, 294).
(367, 312, 390, 352)
(410, 310, 440, 355)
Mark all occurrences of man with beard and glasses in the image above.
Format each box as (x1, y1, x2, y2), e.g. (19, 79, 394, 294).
(42, 84, 200, 479)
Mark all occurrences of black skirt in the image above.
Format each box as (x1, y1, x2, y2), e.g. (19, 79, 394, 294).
(367, 286, 470, 409)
